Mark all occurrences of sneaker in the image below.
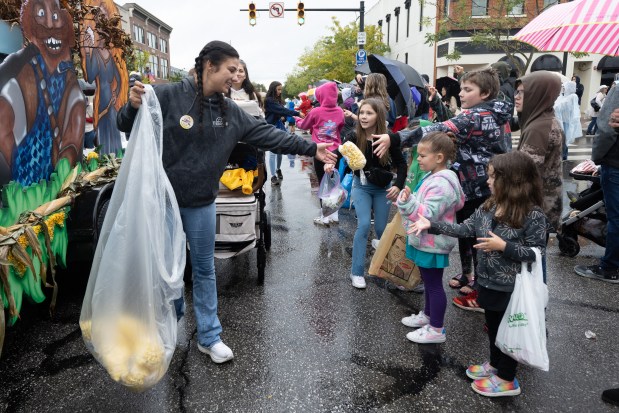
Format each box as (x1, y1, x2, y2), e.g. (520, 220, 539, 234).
(271, 176, 280, 186)
(453, 290, 485, 313)
(197, 341, 234, 364)
(471, 375, 521, 397)
(406, 325, 446, 344)
(371, 238, 380, 249)
(411, 282, 425, 293)
(350, 275, 367, 289)
(401, 311, 430, 328)
(313, 216, 330, 227)
(574, 265, 619, 283)
(327, 216, 339, 225)
(277, 169, 283, 180)
(602, 388, 619, 406)
(466, 362, 498, 380)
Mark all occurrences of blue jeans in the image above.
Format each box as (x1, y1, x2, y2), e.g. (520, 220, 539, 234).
(601, 165, 619, 271)
(177, 203, 222, 348)
(587, 117, 598, 135)
(351, 176, 391, 276)
(269, 151, 282, 176)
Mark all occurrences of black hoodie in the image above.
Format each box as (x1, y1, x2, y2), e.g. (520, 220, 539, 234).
(117, 77, 317, 207)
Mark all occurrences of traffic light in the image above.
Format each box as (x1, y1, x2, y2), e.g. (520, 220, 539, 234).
(249, 2, 256, 26)
(297, 2, 305, 25)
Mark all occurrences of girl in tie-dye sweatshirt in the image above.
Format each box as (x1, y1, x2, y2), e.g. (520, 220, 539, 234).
(396, 132, 465, 345)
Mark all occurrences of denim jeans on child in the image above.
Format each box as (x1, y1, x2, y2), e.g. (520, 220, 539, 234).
(176, 203, 222, 348)
(351, 176, 391, 277)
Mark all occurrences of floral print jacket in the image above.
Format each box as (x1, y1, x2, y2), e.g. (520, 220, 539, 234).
(429, 205, 547, 292)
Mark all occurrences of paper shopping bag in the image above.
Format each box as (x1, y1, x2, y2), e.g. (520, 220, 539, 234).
(369, 213, 421, 289)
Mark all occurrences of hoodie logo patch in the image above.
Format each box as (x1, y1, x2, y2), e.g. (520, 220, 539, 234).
(213, 117, 224, 127)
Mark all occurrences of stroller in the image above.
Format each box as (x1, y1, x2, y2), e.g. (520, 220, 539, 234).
(214, 142, 271, 283)
(557, 170, 606, 257)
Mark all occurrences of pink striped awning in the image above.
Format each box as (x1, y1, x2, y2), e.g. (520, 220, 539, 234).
(514, 0, 619, 56)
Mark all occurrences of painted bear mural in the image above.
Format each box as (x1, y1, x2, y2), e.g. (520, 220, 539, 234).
(0, 0, 85, 188)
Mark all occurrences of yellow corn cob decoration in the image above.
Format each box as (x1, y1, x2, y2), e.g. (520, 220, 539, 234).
(86, 151, 99, 161)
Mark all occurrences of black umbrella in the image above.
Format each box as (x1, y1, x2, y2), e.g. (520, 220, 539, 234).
(435, 76, 461, 107)
(368, 55, 425, 89)
(368, 54, 415, 117)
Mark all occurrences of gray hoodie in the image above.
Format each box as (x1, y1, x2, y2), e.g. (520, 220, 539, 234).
(592, 85, 619, 168)
(118, 77, 317, 207)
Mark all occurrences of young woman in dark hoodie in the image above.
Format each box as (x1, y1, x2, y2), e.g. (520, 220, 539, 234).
(118, 41, 336, 364)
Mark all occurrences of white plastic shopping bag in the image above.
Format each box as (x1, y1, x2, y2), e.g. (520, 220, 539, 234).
(318, 170, 348, 216)
(80, 86, 186, 391)
(495, 247, 549, 371)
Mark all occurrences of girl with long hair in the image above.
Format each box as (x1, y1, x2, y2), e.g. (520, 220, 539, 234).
(324, 98, 407, 289)
(411, 151, 548, 397)
(264, 81, 302, 185)
(343, 73, 397, 128)
(118, 40, 336, 365)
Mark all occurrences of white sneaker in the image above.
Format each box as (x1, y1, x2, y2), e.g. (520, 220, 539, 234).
(197, 341, 234, 363)
(371, 238, 380, 249)
(406, 325, 446, 344)
(350, 275, 367, 289)
(401, 311, 430, 328)
(313, 216, 330, 227)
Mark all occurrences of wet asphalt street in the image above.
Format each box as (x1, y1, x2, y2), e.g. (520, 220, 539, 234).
(1, 155, 618, 413)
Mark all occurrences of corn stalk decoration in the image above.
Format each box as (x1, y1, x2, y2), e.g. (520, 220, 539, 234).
(0, 152, 122, 357)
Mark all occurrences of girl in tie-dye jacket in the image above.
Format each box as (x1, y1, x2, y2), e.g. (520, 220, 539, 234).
(395, 132, 465, 345)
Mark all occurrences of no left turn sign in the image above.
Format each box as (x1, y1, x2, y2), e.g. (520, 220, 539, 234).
(269, 2, 285, 18)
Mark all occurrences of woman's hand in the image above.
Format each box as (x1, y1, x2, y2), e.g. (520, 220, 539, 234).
(399, 187, 411, 203)
(386, 186, 400, 201)
(315, 143, 338, 165)
(409, 212, 431, 235)
(474, 231, 507, 253)
(129, 81, 145, 109)
(324, 163, 335, 174)
(371, 134, 392, 158)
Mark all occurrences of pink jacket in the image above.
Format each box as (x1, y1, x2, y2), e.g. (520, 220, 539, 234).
(296, 82, 344, 152)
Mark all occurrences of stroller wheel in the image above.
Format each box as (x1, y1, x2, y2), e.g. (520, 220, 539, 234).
(558, 233, 580, 257)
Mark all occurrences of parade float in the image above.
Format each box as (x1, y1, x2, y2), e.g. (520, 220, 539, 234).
(0, 0, 132, 355)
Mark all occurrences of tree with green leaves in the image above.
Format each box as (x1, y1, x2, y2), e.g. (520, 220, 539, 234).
(423, 0, 582, 75)
(284, 18, 390, 97)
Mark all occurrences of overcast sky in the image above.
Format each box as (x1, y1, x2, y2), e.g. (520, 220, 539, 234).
(133, 0, 379, 86)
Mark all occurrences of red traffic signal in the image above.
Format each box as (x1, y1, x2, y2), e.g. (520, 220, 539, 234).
(249, 2, 257, 26)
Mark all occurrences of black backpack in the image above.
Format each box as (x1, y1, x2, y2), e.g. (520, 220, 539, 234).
(590, 97, 601, 112)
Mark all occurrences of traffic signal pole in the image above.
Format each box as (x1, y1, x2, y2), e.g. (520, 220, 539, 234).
(240, 1, 365, 51)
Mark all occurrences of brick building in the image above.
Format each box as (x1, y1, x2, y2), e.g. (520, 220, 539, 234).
(118, 2, 172, 81)
(365, 0, 611, 113)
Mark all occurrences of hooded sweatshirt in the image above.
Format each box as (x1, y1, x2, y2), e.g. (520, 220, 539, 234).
(516, 71, 563, 230)
(296, 82, 345, 151)
(554, 80, 582, 144)
(397, 99, 513, 202)
(298, 95, 312, 116)
(592, 84, 619, 168)
(397, 170, 465, 254)
(117, 77, 317, 208)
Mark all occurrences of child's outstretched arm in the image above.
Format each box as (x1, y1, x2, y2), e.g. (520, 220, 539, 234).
(411, 209, 477, 238)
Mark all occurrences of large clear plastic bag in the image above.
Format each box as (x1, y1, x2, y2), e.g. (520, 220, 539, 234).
(318, 170, 348, 216)
(495, 248, 549, 371)
(80, 86, 186, 391)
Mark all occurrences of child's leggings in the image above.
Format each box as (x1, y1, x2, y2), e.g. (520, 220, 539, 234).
(420, 267, 446, 328)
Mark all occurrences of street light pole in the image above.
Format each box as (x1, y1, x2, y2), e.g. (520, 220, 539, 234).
(359, 1, 365, 52)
